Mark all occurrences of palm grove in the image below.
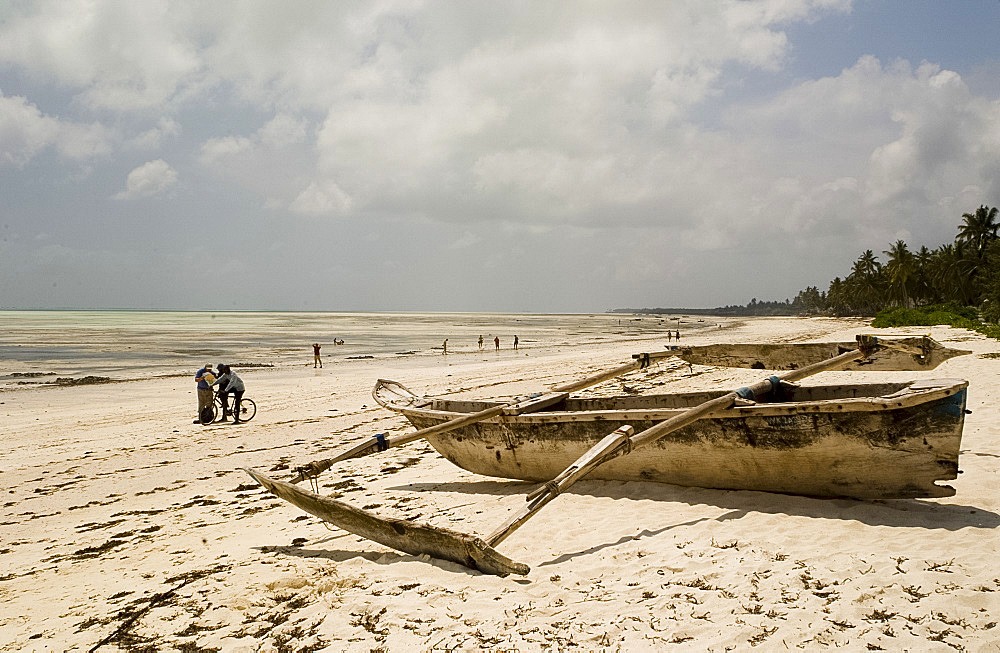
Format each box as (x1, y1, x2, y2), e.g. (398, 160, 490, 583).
(791, 205, 1000, 321)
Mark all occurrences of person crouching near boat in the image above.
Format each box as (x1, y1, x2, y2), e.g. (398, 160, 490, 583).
(211, 364, 246, 424)
(194, 362, 215, 424)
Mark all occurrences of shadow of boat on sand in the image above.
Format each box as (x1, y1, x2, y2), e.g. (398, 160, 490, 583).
(391, 479, 1000, 531)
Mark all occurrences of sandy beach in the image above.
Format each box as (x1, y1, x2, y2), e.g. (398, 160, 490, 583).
(1, 315, 998, 651)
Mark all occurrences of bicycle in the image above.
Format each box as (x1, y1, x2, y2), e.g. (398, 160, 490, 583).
(200, 391, 257, 424)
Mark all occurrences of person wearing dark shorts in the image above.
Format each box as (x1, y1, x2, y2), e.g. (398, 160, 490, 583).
(212, 365, 246, 424)
(215, 362, 231, 420)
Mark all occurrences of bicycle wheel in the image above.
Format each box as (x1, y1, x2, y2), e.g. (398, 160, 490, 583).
(236, 398, 256, 422)
(199, 403, 217, 425)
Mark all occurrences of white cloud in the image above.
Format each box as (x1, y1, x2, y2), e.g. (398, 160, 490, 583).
(0, 93, 58, 166)
(289, 180, 352, 216)
(198, 114, 308, 168)
(3, 1, 862, 220)
(126, 118, 181, 150)
(0, 92, 111, 166)
(0, 0, 200, 111)
(198, 135, 253, 166)
(289, 1, 855, 229)
(3, 0, 999, 310)
(198, 113, 317, 210)
(257, 114, 308, 148)
(722, 56, 1000, 245)
(114, 159, 178, 200)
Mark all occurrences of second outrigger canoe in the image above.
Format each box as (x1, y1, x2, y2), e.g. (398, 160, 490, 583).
(374, 377, 968, 500)
(668, 336, 966, 371)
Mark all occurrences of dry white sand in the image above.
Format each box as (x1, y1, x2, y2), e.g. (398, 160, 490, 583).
(1, 317, 998, 651)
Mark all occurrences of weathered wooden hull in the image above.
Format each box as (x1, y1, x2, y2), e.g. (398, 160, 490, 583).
(388, 379, 967, 500)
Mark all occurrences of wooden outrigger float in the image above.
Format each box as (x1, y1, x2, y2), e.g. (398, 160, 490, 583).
(246, 335, 971, 576)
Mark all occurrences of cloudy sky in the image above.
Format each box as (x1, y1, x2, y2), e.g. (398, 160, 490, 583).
(2, 1, 999, 312)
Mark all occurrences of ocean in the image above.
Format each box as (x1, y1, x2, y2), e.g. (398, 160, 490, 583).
(0, 310, 718, 388)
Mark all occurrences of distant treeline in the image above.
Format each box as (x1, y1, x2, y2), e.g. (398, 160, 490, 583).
(609, 301, 799, 317)
(613, 204, 1000, 321)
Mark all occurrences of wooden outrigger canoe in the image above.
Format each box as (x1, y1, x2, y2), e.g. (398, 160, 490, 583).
(668, 336, 968, 371)
(246, 335, 972, 576)
(374, 377, 968, 500)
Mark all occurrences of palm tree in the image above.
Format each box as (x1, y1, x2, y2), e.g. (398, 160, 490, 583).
(912, 245, 933, 305)
(978, 239, 1000, 321)
(930, 243, 976, 305)
(884, 240, 915, 307)
(846, 250, 884, 314)
(855, 250, 880, 277)
(956, 205, 999, 259)
(827, 277, 848, 316)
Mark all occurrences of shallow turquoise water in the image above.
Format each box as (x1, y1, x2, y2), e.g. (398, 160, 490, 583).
(0, 310, 709, 385)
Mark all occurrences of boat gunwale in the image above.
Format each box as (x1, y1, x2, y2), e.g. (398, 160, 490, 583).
(380, 379, 968, 423)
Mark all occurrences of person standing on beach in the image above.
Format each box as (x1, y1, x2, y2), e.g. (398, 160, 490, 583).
(478, 335, 484, 350)
(312, 343, 322, 368)
(494, 336, 500, 351)
(442, 339, 448, 355)
(513, 335, 519, 350)
(215, 362, 231, 420)
(676, 330, 681, 340)
(667, 330, 672, 342)
(211, 364, 246, 423)
(194, 363, 215, 424)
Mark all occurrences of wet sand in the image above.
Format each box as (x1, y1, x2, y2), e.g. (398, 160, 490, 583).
(1, 316, 998, 651)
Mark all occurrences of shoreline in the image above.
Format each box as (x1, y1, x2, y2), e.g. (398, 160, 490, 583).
(0, 309, 723, 389)
(1, 316, 997, 651)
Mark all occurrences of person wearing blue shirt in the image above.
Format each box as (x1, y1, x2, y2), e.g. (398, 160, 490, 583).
(194, 363, 215, 424)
